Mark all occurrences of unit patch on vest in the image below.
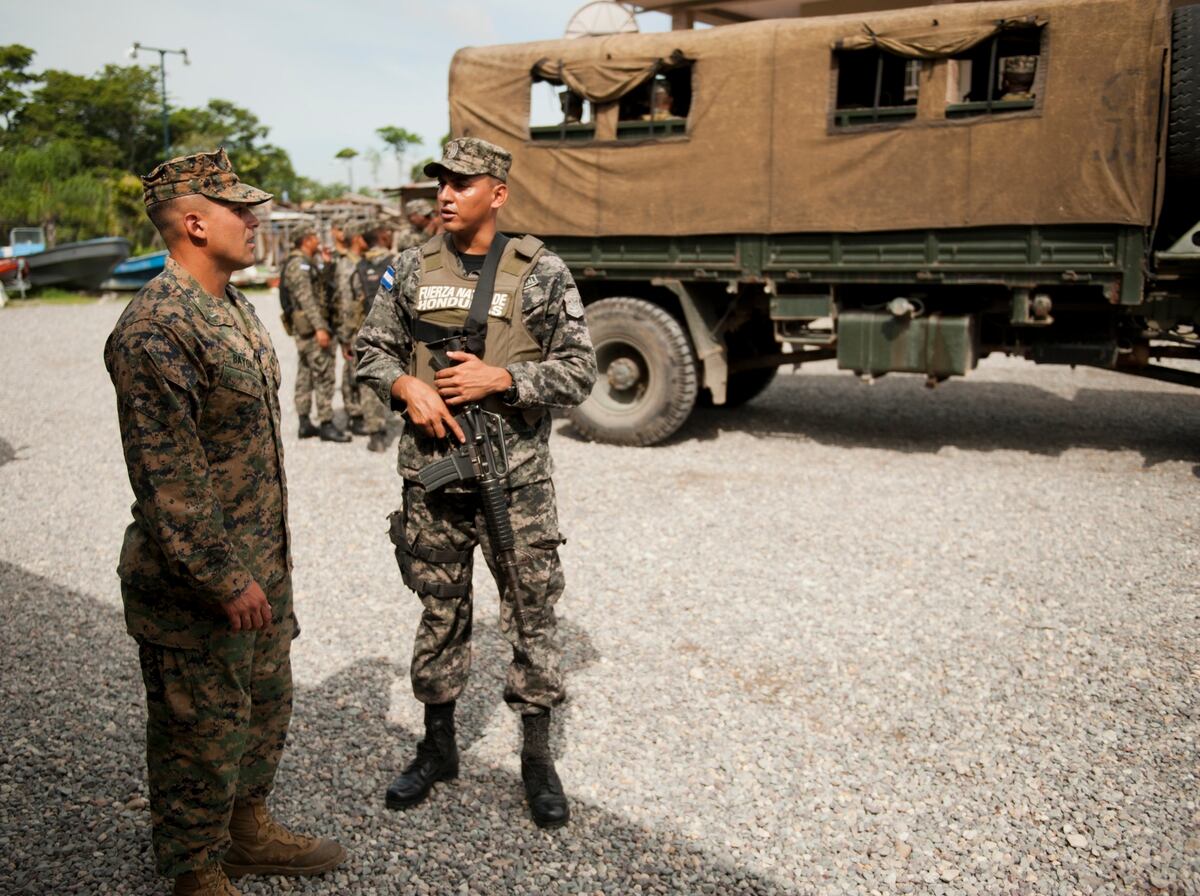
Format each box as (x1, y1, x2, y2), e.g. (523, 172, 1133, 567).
(415, 285, 510, 318)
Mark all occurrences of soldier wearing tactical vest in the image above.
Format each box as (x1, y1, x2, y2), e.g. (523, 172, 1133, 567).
(281, 230, 350, 443)
(355, 137, 597, 829)
(338, 222, 395, 452)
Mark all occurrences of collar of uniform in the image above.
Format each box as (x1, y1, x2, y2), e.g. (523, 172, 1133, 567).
(163, 256, 242, 329)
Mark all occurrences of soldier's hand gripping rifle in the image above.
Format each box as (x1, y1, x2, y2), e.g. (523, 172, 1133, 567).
(414, 335, 529, 635)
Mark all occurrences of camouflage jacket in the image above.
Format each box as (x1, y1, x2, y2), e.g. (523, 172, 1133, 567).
(104, 257, 293, 648)
(394, 225, 425, 252)
(282, 248, 330, 335)
(333, 249, 362, 345)
(354, 236, 597, 488)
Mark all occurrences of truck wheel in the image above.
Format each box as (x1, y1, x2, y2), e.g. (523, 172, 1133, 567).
(568, 297, 698, 446)
(1168, 4, 1200, 181)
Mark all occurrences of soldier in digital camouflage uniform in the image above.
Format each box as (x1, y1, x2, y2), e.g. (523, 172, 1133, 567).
(395, 197, 438, 251)
(283, 230, 350, 442)
(355, 137, 597, 829)
(103, 149, 345, 896)
(345, 223, 398, 452)
(328, 220, 364, 439)
(333, 221, 369, 436)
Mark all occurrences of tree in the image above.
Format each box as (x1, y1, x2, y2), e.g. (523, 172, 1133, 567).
(170, 99, 299, 199)
(0, 141, 116, 246)
(376, 125, 423, 185)
(335, 147, 358, 191)
(0, 44, 35, 131)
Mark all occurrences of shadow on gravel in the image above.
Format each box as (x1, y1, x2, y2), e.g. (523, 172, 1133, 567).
(0, 436, 23, 467)
(630, 373, 1200, 466)
(0, 561, 802, 896)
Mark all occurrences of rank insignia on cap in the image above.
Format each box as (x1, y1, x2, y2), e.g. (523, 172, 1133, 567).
(381, 266, 395, 291)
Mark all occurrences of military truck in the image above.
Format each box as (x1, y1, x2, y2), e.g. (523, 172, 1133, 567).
(448, 0, 1200, 444)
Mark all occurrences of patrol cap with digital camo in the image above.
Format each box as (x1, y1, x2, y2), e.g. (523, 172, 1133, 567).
(423, 137, 511, 183)
(141, 148, 273, 208)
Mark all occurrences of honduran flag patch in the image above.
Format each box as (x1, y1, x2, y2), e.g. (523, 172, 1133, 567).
(381, 266, 395, 292)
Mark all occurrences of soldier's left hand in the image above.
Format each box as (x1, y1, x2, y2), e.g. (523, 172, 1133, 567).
(436, 351, 511, 405)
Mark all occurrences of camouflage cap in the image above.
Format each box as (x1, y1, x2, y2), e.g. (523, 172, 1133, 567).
(141, 148, 273, 208)
(404, 198, 435, 217)
(424, 137, 511, 183)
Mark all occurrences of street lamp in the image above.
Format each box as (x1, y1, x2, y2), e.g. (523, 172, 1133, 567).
(128, 42, 190, 159)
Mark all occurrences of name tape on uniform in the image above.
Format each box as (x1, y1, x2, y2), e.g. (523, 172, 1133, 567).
(415, 285, 510, 318)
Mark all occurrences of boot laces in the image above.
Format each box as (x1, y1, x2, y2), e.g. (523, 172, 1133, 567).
(255, 806, 309, 849)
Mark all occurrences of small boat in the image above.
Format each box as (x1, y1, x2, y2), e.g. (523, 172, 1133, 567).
(25, 237, 131, 290)
(100, 249, 168, 291)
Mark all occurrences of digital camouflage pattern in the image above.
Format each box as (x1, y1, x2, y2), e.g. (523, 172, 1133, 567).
(394, 225, 426, 252)
(283, 248, 337, 424)
(423, 136, 512, 182)
(141, 148, 272, 208)
(104, 257, 293, 648)
(392, 478, 566, 714)
(404, 198, 435, 217)
(136, 609, 295, 877)
(334, 250, 364, 419)
(342, 246, 396, 434)
(356, 232, 595, 715)
(354, 244, 597, 487)
(105, 254, 297, 878)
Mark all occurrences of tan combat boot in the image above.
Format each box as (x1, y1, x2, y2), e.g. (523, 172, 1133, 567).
(173, 863, 242, 895)
(221, 800, 346, 878)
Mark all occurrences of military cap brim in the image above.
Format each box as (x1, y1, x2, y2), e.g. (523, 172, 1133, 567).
(141, 148, 274, 208)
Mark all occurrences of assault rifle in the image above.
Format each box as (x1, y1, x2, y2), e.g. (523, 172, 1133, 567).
(414, 335, 529, 635)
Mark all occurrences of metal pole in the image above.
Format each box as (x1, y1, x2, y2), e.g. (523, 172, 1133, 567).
(159, 51, 169, 158)
(129, 43, 188, 160)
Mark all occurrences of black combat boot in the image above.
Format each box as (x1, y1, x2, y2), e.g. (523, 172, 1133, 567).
(317, 421, 351, 443)
(349, 415, 368, 436)
(367, 432, 388, 453)
(521, 711, 569, 829)
(385, 702, 458, 810)
(298, 416, 319, 439)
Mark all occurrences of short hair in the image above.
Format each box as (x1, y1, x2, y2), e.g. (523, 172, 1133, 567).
(146, 197, 184, 239)
(291, 229, 316, 248)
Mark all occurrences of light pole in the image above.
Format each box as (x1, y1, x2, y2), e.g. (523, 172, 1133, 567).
(128, 42, 189, 159)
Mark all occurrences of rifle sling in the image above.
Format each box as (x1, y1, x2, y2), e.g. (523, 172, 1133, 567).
(463, 233, 509, 356)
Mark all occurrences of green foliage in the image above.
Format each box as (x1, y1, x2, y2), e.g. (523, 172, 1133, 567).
(0, 140, 117, 244)
(335, 147, 358, 160)
(411, 157, 436, 181)
(0, 45, 348, 244)
(0, 44, 35, 129)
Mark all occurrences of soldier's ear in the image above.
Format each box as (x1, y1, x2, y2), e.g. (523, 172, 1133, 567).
(491, 181, 508, 212)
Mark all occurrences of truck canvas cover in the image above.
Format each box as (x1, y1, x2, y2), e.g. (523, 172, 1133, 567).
(448, 0, 1170, 237)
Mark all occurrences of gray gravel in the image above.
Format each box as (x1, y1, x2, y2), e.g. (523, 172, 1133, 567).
(1, 292, 1198, 896)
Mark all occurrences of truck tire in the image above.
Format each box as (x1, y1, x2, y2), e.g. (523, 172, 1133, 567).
(1168, 4, 1200, 181)
(568, 297, 698, 446)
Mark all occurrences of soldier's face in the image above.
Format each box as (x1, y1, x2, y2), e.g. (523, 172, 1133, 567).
(437, 174, 506, 234)
(206, 200, 260, 269)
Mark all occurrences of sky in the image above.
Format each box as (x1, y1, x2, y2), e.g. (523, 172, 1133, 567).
(7, 0, 672, 189)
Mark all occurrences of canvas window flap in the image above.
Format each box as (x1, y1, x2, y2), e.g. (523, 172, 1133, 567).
(835, 15, 1048, 59)
(532, 51, 685, 105)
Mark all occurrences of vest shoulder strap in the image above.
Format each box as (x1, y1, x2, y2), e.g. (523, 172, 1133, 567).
(500, 235, 544, 279)
(419, 235, 444, 274)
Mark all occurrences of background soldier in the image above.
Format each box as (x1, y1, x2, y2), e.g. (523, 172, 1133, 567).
(281, 230, 351, 442)
(349, 223, 398, 452)
(355, 137, 597, 829)
(103, 149, 345, 896)
(333, 221, 368, 436)
(396, 197, 439, 251)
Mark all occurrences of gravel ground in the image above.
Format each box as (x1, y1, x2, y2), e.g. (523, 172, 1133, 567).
(0, 293, 1197, 896)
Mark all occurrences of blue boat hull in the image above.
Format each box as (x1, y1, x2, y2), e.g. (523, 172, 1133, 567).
(101, 250, 168, 291)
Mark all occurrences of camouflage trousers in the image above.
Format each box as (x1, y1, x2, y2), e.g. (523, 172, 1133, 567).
(134, 606, 294, 878)
(339, 352, 361, 418)
(390, 477, 566, 715)
(294, 335, 336, 424)
(342, 353, 389, 432)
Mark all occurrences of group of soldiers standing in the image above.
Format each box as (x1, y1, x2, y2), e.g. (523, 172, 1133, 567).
(280, 199, 442, 451)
